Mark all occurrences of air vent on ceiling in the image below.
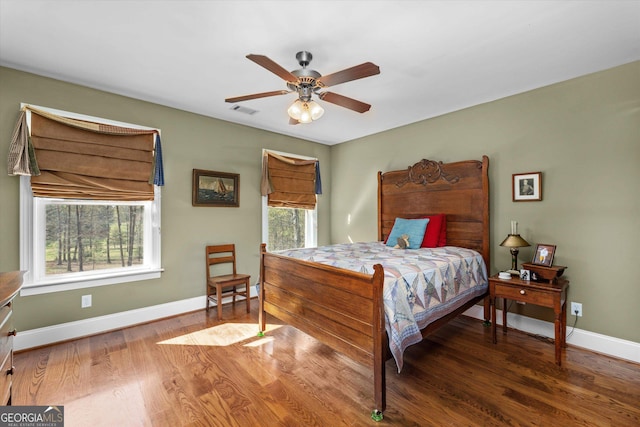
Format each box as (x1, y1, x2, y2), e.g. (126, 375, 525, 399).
(231, 105, 258, 115)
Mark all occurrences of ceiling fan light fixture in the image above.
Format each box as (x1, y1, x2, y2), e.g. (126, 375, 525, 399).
(287, 99, 304, 120)
(299, 109, 313, 123)
(308, 101, 324, 120)
(287, 99, 324, 123)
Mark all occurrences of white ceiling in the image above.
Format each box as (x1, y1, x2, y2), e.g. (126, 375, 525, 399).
(1, 1, 639, 145)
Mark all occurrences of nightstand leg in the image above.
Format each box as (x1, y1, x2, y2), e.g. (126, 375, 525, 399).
(491, 296, 497, 344)
(554, 310, 562, 366)
(502, 298, 508, 334)
(561, 301, 567, 348)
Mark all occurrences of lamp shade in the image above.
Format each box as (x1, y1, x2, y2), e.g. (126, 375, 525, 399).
(500, 234, 530, 248)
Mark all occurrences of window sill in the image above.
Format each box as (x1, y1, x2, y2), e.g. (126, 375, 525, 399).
(19, 268, 164, 296)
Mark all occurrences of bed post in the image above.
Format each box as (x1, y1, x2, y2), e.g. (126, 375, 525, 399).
(481, 155, 490, 270)
(371, 263, 386, 421)
(258, 243, 267, 336)
(377, 171, 383, 241)
(481, 155, 491, 324)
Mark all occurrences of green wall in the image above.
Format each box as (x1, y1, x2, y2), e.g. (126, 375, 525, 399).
(0, 66, 331, 331)
(331, 61, 640, 343)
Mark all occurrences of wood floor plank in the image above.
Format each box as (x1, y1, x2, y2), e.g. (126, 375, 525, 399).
(12, 301, 640, 426)
(10, 348, 48, 405)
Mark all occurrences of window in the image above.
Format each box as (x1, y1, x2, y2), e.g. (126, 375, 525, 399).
(261, 150, 318, 251)
(262, 202, 317, 251)
(18, 106, 162, 296)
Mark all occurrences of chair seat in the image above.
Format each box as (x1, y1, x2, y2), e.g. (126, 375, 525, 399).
(208, 273, 251, 287)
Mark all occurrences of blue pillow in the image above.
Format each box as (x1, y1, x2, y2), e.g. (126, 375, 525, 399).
(385, 218, 430, 249)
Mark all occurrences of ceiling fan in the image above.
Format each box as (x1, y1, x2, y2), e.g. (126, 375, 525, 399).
(225, 51, 380, 124)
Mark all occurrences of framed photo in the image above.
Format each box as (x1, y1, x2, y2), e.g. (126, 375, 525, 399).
(513, 172, 542, 202)
(532, 243, 556, 267)
(519, 269, 530, 281)
(192, 169, 239, 207)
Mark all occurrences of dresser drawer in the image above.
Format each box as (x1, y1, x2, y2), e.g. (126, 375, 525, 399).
(493, 282, 555, 306)
(0, 347, 11, 406)
(0, 303, 10, 327)
(0, 304, 13, 365)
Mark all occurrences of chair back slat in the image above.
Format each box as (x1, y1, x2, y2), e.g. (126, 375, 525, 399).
(208, 255, 235, 266)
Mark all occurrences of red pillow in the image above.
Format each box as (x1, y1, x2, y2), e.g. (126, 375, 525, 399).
(438, 218, 447, 247)
(420, 214, 447, 248)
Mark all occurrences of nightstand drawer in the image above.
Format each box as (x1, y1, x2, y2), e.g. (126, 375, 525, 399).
(493, 282, 554, 306)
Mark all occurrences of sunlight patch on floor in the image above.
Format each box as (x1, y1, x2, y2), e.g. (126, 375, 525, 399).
(62, 381, 148, 426)
(157, 323, 282, 347)
(243, 336, 275, 347)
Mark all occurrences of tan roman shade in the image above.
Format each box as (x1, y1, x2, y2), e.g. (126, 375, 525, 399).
(261, 151, 319, 210)
(29, 112, 156, 201)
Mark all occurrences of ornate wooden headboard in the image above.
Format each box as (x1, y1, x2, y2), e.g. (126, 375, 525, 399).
(377, 155, 490, 267)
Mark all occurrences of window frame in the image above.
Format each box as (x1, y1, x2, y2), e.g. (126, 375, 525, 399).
(19, 105, 162, 296)
(261, 149, 318, 250)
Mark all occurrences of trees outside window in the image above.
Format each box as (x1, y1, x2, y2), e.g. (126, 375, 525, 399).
(44, 203, 144, 275)
(265, 206, 316, 251)
(267, 207, 307, 251)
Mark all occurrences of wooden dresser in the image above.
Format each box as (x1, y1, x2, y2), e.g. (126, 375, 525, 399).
(0, 271, 24, 406)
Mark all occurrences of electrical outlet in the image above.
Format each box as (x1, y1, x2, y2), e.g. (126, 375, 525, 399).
(571, 302, 582, 317)
(81, 294, 92, 308)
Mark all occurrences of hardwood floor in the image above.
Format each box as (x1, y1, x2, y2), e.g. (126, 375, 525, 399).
(12, 302, 640, 426)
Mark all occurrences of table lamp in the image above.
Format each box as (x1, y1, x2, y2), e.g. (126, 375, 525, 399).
(500, 221, 530, 271)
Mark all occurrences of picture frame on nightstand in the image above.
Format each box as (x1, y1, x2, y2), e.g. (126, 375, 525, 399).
(532, 243, 556, 267)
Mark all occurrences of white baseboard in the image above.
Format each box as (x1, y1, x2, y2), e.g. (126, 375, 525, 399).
(463, 305, 640, 364)
(15, 296, 205, 351)
(15, 295, 640, 365)
(16, 287, 260, 351)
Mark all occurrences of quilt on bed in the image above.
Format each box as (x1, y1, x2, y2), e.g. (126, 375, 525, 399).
(275, 242, 488, 371)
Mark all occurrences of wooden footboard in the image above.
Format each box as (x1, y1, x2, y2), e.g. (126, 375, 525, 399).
(258, 243, 387, 413)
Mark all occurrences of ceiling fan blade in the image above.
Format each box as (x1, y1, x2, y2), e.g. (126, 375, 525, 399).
(289, 117, 299, 125)
(246, 54, 299, 82)
(225, 90, 290, 103)
(317, 62, 380, 87)
(319, 92, 372, 113)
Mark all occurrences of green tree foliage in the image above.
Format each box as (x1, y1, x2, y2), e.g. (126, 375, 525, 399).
(268, 207, 305, 251)
(45, 204, 143, 275)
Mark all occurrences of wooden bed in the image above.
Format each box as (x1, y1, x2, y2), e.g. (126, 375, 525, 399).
(258, 156, 490, 420)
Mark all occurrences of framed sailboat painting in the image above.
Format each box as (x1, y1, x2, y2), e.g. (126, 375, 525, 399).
(192, 169, 240, 207)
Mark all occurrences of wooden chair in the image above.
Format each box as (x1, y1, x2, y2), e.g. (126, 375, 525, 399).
(205, 244, 251, 320)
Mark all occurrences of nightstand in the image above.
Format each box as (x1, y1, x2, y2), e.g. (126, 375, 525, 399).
(489, 273, 569, 366)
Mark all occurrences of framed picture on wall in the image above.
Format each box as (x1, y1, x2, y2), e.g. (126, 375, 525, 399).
(192, 169, 239, 207)
(513, 172, 542, 201)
